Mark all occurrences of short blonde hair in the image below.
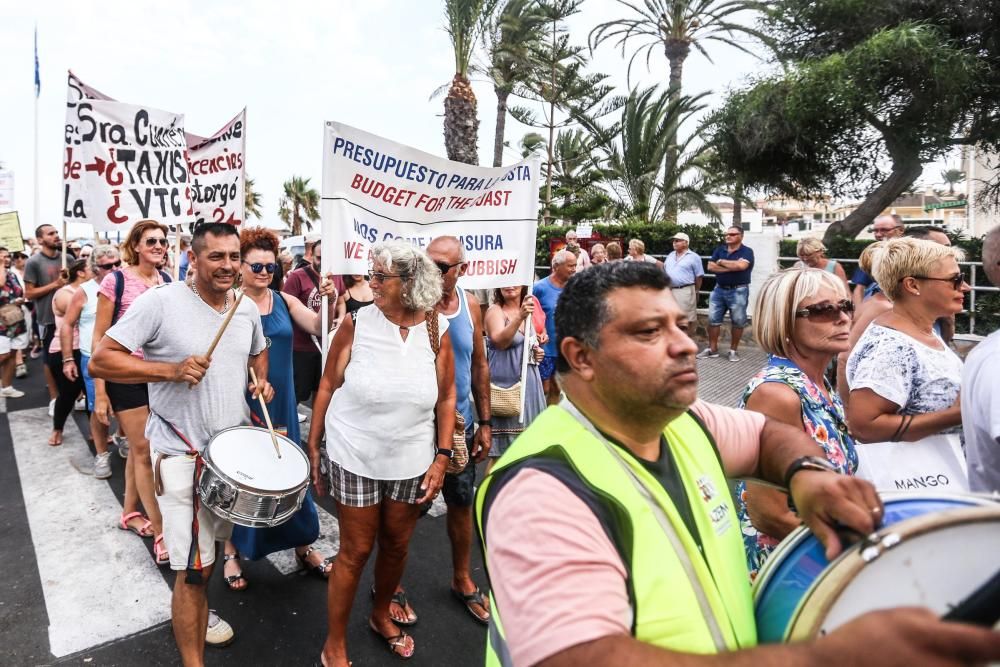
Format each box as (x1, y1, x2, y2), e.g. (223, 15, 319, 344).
(629, 239, 645, 254)
(796, 237, 826, 257)
(871, 237, 965, 301)
(606, 241, 623, 260)
(858, 240, 885, 275)
(753, 268, 849, 358)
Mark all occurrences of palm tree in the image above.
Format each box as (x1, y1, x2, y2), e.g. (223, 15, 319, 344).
(244, 176, 263, 220)
(940, 168, 966, 196)
(444, 0, 501, 165)
(590, 0, 765, 218)
(480, 0, 547, 166)
(578, 86, 718, 223)
(278, 176, 320, 236)
(549, 129, 610, 222)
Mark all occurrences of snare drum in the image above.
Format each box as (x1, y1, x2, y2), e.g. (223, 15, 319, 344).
(754, 493, 1000, 643)
(197, 426, 310, 528)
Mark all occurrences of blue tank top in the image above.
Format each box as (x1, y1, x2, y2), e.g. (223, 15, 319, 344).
(246, 290, 299, 444)
(445, 289, 475, 435)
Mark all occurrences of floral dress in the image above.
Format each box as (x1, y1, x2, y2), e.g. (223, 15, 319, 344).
(0, 271, 27, 339)
(735, 356, 858, 581)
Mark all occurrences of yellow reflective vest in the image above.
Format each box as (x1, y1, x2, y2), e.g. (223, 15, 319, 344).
(475, 404, 757, 666)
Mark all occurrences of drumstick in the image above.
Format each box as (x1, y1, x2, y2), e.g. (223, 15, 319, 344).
(249, 367, 282, 459)
(205, 289, 244, 359)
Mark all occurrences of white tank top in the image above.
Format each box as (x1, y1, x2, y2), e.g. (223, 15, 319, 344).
(79, 280, 100, 355)
(324, 305, 449, 480)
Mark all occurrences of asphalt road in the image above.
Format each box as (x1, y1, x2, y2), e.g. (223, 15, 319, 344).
(0, 353, 488, 666)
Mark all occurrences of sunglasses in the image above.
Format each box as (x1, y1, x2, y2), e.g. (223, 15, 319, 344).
(795, 299, 855, 322)
(434, 260, 463, 274)
(370, 271, 403, 282)
(243, 261, 277, 275)
(914, 274, 965, 290)
(98, 260, 122, 270)
(144, 238, 169, 248)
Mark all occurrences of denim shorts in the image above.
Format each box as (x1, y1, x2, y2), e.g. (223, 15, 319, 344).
(708, 285, 749, 327)
(81, 352, 95, 412)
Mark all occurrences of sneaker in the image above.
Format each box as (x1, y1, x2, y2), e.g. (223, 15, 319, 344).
(696, 348, 719, 359)
(29, 347, 41, 359)
(74, 397, 87, 411)
(0, 386, 25, 398)
(206, 610, 234, 648)
(116, 437, 129, 459)
(93, 452, 112, 479)
(48, 398, 55, 416)
(297, 412, 307, 423)
(15, 363, 27, 378)
(728, 350, 741, 363)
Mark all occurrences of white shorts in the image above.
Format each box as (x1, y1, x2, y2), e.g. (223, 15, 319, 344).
(0, 332, 30, 355)
(153, 451, 232, 571)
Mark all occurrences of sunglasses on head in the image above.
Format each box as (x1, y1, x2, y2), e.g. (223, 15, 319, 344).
(144, 238, 169, 248)
(795, 299, 855, 322)
(434, 260, 463, 274)
(914, 274, 965, 290)
(243, 261, 277, 275)
(98, 260, 122, 270)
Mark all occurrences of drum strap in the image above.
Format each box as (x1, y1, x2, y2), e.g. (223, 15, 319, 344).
(151, 410, 206, 585)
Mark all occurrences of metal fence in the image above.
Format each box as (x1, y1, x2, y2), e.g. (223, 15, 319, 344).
(535, 254, 996, 335)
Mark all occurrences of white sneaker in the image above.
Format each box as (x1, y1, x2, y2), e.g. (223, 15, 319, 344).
(206, 610, 234, 648)
(48, 398, 55, 416)
(93, 452, 112, 479)
(0, 386, 25, 398)
(74, 396, 87, 411)
(696, 348, 719, 359)
(297, 412, 307, 423)
(728, 350, 741, 363)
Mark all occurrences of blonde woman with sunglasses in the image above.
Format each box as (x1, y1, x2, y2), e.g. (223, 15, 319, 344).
(736, 268, 858, 580)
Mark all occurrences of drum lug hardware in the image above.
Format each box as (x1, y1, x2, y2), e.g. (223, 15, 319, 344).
(859, 531, 901, 563)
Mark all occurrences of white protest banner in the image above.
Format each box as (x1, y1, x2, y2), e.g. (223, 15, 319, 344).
(0, 212, 26, 252)
(186, 109, 246, 225)
(63, 71, 112, 225)
(320, 121, 540, 290)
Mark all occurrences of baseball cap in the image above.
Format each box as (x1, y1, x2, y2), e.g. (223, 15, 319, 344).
(671, 232, 690, 242)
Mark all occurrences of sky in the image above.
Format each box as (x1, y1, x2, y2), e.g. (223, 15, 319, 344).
(0, 0, 848, 239)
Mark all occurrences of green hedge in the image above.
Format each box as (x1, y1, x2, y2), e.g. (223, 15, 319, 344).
(536, 222, 725, 268)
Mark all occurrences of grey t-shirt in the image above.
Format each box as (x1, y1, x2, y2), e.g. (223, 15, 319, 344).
(106, 283, 267, 456)
(24, 251, 64, 326)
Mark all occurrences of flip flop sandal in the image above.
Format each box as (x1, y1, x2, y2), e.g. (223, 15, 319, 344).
(118, 511, 154, 538)
(223, 552, 248, 591)
(368, 619, 415, 659)
(371, 585, 418, 626)
(153, 535, 170, 568)
(296, 546, 334, 580)
(451, 586, 490, 625)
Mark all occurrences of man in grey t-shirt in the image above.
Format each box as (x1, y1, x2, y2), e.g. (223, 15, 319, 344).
(23, 224, 66, 402)
(91, 223, 271, 665)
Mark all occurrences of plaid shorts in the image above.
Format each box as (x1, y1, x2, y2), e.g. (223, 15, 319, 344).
(327, 459, 425, 507)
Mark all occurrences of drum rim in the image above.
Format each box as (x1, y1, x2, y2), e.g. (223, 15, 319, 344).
(785, 504, 1000, 641)
(202, 425, 310, 496)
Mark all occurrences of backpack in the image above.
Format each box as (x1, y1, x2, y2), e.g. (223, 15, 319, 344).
(111, 269, 173, 325)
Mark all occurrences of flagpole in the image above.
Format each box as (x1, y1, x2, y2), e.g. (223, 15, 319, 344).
(33, 26, 40, 236)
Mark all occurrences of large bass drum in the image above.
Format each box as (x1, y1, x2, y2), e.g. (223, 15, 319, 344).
(753, 493, 1000, 643)
(197, 426, 310, 528)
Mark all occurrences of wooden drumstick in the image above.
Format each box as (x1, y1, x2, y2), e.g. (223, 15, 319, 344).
(204, 289, 244, 359)
(249, 367, 282, 459)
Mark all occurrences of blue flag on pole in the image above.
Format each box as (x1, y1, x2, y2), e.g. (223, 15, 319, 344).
(34, 26, 40, 97)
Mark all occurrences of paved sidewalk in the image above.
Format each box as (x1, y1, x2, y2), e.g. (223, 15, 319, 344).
(695, 345, 768, 407)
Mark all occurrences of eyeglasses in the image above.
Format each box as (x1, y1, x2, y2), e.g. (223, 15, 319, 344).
(795, 299, 855, 322)
(370, 271, 403, 283)
(243, 261, 277, 275)
(144, 238, 169, 248)
(434, 260, 463, 274)
(913, 274, 965, 290)
(868, 225, 903, 234)
(98, 260, 122, 270)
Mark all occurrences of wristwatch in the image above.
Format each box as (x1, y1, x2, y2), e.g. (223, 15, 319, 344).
(783, 456, 838, 490)
(435, 447, 454, 460)
(477, 419, 491, 426)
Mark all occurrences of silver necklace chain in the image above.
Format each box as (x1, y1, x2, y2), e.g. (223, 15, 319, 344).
(189, 282, 232, 313)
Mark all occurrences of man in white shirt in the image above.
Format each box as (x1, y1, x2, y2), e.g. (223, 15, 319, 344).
(663, 232, 704, 326)
(962, 225, 1000, 493)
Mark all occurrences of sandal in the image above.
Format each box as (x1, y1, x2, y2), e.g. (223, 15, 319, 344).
(451, 586, 490, 625)
(118, 511, 154, 538)
(368, 619, 414, 659)
(296, 546, 334, 580)
(371, 585, 418, 626)
(153, 535, 170, 567)
(223, 552, 248, 591)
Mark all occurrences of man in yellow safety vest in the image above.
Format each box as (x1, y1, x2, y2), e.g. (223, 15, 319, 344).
(476, 261, 1000, 667)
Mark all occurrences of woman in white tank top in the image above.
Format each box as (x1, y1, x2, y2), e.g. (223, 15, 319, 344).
(306, 240, 456, 663)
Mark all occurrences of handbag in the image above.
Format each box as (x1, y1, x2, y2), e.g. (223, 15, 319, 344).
(425, 311, 469, 474)
(855, 433, 968, 493)
(0, 303, 24, 327)
(491, 382, 522, 417)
